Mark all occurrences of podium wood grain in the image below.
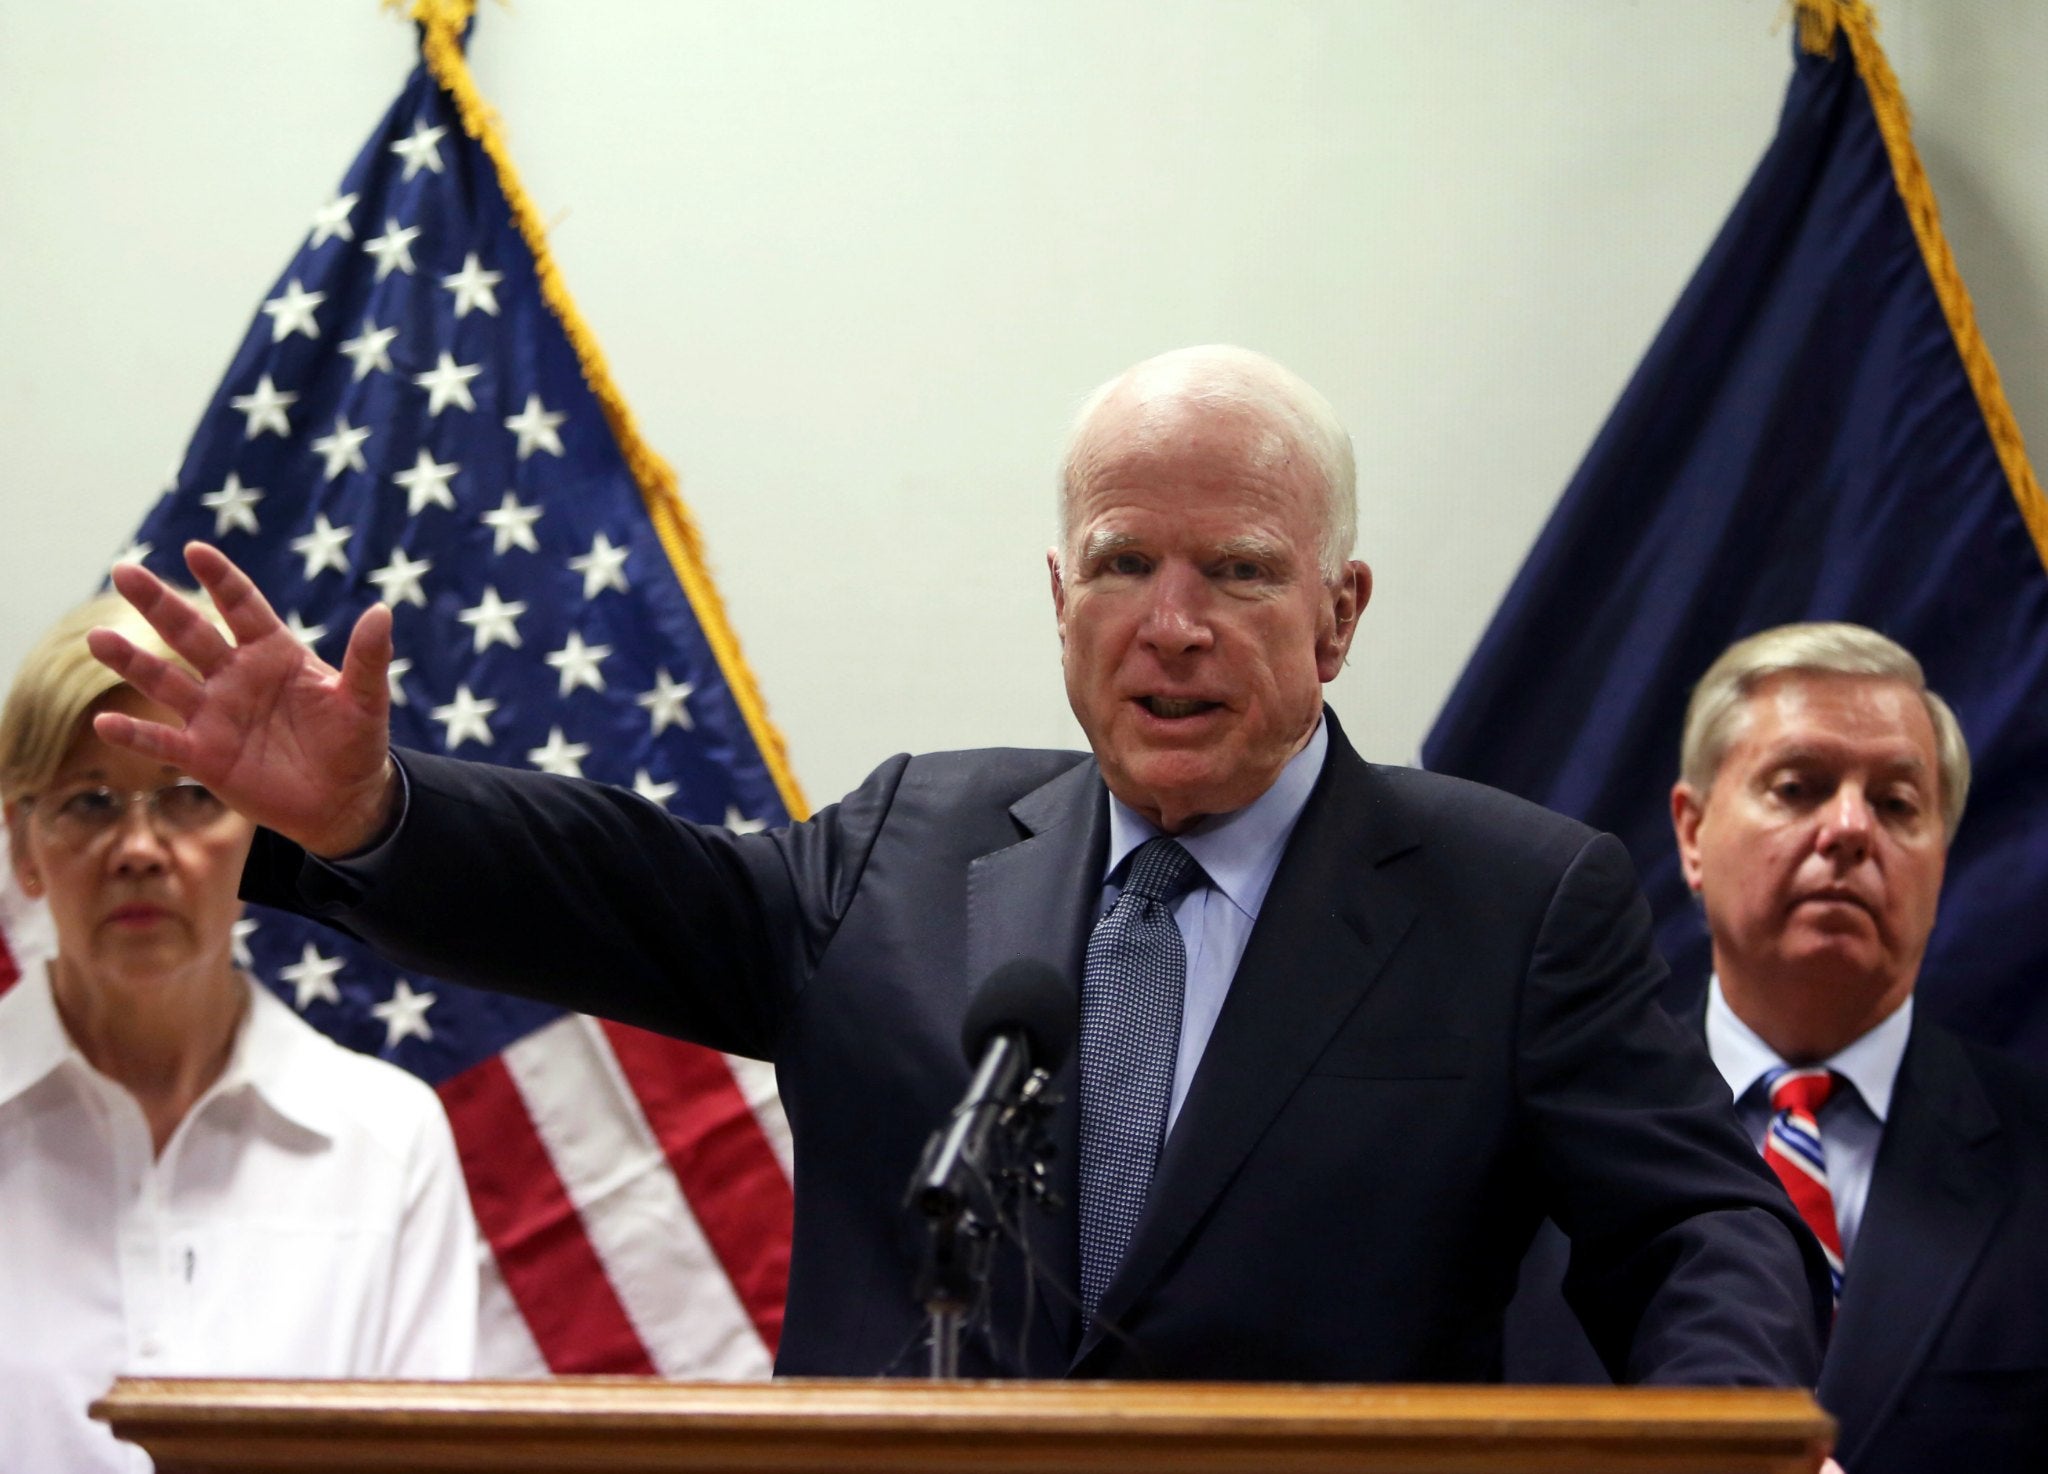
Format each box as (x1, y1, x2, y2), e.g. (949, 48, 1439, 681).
(93, 1378, 1833, 1474)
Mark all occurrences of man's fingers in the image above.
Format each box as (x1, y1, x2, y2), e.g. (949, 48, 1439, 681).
(111, 559, 236, 676)
(92, 705, 195, 768)
(340, 603, 395, 718)
(84, 630, 208, 721)
(184, 541, 290, 653)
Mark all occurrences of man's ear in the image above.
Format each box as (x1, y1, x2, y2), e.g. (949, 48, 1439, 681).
(1671, 781, 1708, 893)
(1047, 549, 1067, 641)
(1316, 560, 1372, 682)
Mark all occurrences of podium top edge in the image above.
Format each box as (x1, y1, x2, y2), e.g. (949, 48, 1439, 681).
(94, 1376, 1832, 1437)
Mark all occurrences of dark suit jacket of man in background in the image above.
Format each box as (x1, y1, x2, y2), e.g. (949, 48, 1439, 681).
(1506, 1008, 2048, 1473)
(246, 711, 1829, 1383)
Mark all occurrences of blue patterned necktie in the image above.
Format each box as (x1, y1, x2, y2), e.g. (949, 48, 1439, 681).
(1078, 836, 1202, 1322)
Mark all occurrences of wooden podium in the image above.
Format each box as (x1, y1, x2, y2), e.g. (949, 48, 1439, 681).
(94, 1377, 1832, 1473)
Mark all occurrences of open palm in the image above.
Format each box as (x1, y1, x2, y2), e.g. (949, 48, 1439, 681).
(93, 543, 399, 857)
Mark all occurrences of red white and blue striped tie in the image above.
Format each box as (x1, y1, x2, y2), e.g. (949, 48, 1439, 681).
(1763, 1067, 1843, 1303)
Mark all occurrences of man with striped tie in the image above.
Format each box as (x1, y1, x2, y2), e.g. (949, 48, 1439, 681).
(1668, 623, 2048, 1473)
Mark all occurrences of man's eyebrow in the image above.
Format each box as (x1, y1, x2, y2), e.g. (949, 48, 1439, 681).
(1080, 530, 1143, 562)
(1764, 743, 1930, 776)
(1215, 535, 1288, 565)
(1076, 530, 1292, 565)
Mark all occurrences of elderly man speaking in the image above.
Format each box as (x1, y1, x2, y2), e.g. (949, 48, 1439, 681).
(91, 345, 1827, 1382)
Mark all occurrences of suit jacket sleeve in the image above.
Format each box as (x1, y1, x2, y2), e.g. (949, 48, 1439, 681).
(1518, 831, 1831, 1385)
(239, 746, 911, 1059)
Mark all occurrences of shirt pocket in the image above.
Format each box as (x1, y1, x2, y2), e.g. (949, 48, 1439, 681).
(166, 1218, 394, 1376)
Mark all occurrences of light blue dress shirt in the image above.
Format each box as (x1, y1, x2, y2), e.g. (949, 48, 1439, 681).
(1098, 716, 1329, 1137)
(1706, 974, 1911, 1260)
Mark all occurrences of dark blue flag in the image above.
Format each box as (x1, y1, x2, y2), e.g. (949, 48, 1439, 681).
(1423, 7, 2048, 1059)
(109, 10, 798, 1375)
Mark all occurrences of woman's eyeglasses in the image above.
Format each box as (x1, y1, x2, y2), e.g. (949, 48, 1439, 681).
(22, 779, 230, 846)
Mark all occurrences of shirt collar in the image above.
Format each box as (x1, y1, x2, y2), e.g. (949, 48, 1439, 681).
(215, 978, 343, 1141)
(1102, 714, 1329, 921)
(1706, 974, 1912, 1123)
(0, 964, 338, 1140)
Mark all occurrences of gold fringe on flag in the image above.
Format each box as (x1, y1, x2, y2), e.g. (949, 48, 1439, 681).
(401, 0, 811, 819)
(1795, 0, 2048, 575)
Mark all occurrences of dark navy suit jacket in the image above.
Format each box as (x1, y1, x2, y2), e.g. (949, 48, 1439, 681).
(1506, 1014, 2048, 1472)
(244, 712, 1827, 1382)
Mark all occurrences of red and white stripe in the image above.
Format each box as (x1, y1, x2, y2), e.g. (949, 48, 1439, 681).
(445, 1014, 792, 1377)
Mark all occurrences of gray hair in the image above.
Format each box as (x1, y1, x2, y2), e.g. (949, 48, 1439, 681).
(1056, 345, 1357, 582)
(1679, 621, 1971, 839)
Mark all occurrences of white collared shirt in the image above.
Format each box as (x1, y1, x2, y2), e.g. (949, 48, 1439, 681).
(1101, 716, 1329, 1135)
(1706, 974, 1912, 1260)
(0, 966, 478, 1474)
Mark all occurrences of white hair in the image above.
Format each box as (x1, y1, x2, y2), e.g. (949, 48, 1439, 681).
(1057, 345, 1358, 581)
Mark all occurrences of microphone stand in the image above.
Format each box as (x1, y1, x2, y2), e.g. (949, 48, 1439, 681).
(908, 1062, 1060, 1379)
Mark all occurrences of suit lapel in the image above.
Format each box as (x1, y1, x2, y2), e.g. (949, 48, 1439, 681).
(1077, 727, 1420, 1363)
(1821, 1023, 2004, 1467)
(966, 757, 1107, 1363)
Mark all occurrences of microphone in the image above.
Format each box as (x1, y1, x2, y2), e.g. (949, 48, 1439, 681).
(912, 959, 1075, 1221)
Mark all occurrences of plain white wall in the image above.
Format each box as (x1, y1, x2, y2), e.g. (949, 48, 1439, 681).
(3, 2, 2043, 807)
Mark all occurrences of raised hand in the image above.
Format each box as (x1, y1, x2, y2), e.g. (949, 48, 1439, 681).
(91, 542, 400, 858)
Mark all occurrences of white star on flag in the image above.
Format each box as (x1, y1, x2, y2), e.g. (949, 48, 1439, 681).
(109, 539, 152, 573)
(636, 669, 695, 733)
(339, 320, 400, 380)
(569, 531, 630, 599)
(371, 979, 437, 1048)
(311, 416, 372, 480)
(229, 374, 297, 439)
(230, 917, 258, 971)
(278, 941, 344, 1010)
(504, 394, 565, 459)
(725, 807, 768, 835)
(528, 727, 592, 778)
(363, 219, 420, 281)
(632, 769, 679, 807)
(199, 473, 263, 537)
(386, 656, 413, 708)
(260, 278, 325, 342)
(283, 611, 329, 651)
(368, 547, 432, 607)
(545, 631, 611, 696)
(480, 490, 542, 554)
(309, 192, 359, 247)
(392, 448, 459, 515)
(414, 351, 482, 415)
(443, 253, 503, 319)
(288, 513, 353, 579)
(458, 586, 526, 652)
(431, 684, 498, 748)
(389, 122, 448, 181)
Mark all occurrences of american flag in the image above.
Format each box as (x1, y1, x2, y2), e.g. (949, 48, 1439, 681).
(0, 20, 798, 1376)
